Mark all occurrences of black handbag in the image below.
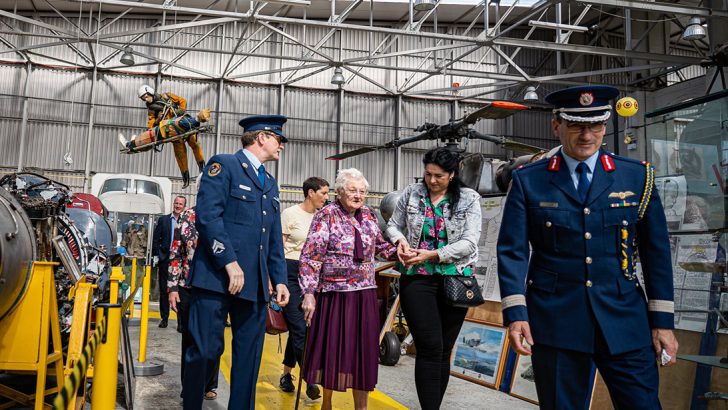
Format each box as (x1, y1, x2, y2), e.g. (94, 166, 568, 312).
(443, 275, 485, 308)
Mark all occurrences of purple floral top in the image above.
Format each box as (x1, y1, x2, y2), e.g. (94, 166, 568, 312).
(299, 201, 397, 294)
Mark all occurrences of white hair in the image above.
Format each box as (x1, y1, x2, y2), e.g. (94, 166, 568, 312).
(335, 168, 369, 192)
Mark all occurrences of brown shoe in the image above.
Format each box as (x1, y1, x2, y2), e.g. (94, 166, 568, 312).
(197, 108, 211, 123)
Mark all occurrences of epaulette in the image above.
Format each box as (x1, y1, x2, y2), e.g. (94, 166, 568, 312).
(516, 157, 549, 173)
(604, 151, 645, 166)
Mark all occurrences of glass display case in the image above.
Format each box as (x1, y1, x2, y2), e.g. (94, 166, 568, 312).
(644, 90, 728, 334)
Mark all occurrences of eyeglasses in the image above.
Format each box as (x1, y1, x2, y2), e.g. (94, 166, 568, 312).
(343, 188, 368, 196)
(565, 122, 606, 134)
(261, 132, 282, 145)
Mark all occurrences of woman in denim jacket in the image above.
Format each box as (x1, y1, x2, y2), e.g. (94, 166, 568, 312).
(385, 147, 482, 410)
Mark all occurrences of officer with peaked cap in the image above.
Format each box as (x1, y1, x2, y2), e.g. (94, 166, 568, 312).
(183, 115, 290, 409)
(497, 85, 678, 409)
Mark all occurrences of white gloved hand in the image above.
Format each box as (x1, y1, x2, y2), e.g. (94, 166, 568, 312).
(152, 256, 159, 267)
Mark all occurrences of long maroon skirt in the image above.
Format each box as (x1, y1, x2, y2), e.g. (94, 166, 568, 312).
(303, 288, 379, 392)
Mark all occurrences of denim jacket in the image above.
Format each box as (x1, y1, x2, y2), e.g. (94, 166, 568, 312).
(385, 183, 482, 273)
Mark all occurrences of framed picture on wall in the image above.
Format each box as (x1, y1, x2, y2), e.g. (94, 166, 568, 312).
(509, 341, 538, 404)
(450, 320, 508, 388)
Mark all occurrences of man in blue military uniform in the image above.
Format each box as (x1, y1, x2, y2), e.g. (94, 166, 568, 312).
(497, 85, 678, 409)
(183, 115, 291, 409)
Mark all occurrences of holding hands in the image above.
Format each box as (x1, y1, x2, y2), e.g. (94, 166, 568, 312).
(396, 239, 439, 266)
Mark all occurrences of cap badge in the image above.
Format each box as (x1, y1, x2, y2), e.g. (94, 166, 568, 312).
(579, 92, 594, 106)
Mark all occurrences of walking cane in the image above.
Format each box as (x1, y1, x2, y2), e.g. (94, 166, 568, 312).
(294, 310, 310, 410)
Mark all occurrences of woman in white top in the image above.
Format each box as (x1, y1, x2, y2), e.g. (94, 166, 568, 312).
(279, 176, 330, 400)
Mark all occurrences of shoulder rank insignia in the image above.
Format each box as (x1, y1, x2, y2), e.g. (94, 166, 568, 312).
(547, 155, 561, 172)
(608, 191, 635, 200)
(208, 162, 222, 177)
(600, 154, 615, 172)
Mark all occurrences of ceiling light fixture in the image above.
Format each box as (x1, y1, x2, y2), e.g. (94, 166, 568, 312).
(523, 86, 539, 101)
(682, 17, 707, 41)
(120, 46, 135, 66)
(528, 20, 589, 33)
(413, 0, 436, 12)
(331, 67, 345, 86)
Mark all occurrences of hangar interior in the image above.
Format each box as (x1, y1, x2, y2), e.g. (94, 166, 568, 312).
(0, 0, 726, 409)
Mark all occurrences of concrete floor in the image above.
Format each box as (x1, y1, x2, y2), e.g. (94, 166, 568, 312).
(112, 307, 538, 410)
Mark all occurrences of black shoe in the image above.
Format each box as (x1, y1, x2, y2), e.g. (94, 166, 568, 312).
(159, 319, 168, 328)
(279, 373, 295, 393)
(181, 171, 190, 189)
(177, 323, 183, 333)
(306, 384, 321, 400)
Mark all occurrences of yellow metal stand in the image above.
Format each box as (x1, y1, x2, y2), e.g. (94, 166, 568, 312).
(61, 281, 96, 410)
(128, 258, 137, 319)
(0, 261, 64, 410)
(133, 265, 164, 376)
(138, 264, 151, 363)
(90, 303, 122, 410)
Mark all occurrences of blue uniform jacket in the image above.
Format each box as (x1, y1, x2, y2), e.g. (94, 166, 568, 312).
(497, 150, 674, 355)
(189, 149, 286, 302)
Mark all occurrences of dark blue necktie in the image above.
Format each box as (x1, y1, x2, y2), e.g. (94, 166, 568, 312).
(258, 164, 265, 186)
(576, 162, 590, 202)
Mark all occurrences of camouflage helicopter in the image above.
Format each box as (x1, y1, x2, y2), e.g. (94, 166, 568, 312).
(327, 100, 552, 220)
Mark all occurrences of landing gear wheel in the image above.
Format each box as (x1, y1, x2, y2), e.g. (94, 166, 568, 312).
(379, 331, 401, 366)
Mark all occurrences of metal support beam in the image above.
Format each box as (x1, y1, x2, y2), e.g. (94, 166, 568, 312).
(575, 0, 728, 18)
(214, 78, 223, 155)
(335, 87, 344, 172)
(492, 37, 699, 64)
(394, 94, 401, 190)
(83, 67, 97, 193)
(16, 62, 31, 172)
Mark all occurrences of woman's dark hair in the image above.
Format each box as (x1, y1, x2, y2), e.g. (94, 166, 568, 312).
(422, 147, 462, 217)
(302, 176, 329, 197)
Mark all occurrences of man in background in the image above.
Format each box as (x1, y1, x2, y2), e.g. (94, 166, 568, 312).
(153, 195, 186, 329)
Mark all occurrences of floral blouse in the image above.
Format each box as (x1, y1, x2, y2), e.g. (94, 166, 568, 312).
(168, 208, 197, 293)
(399, 196, 472, 276)
(299, 201, 397, 294)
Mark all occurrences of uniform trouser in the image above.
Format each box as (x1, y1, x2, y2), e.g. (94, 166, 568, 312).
(531, 326, 661, 410)
(178, 287, 219, 395)
(183, 287, 267, 410)
(281, 259, 306, 370)
(157, 261, 170, 321)
(399, 275, 468, 410)
(172, 133, 204, 175)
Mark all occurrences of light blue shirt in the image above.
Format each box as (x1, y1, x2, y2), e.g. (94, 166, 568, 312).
(169, 213, 178, 250)
(243, 149, 263, 175)
(561, 149, 599, 190)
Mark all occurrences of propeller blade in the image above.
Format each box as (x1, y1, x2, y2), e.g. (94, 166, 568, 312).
(464, 101, 529, 124)
(326, 146, 382, 160)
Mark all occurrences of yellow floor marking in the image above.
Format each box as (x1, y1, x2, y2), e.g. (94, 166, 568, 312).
(137, 308, 406, 408)
(219, 330, 408, 409)
(132, 309, 177, 320)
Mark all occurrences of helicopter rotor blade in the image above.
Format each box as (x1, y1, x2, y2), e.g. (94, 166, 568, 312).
(326, 146, 384, 161)
(463, 101, 529, 124)
(326, 129, 436, 160)
(500, 140, 545, 154)
(468, 130, 544, 154)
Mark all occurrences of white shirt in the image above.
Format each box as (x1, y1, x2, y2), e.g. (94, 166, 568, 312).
(243, 148, 263, 175)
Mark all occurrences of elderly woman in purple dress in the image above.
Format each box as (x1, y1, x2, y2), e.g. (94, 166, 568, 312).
(299, 168, 397, 410)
